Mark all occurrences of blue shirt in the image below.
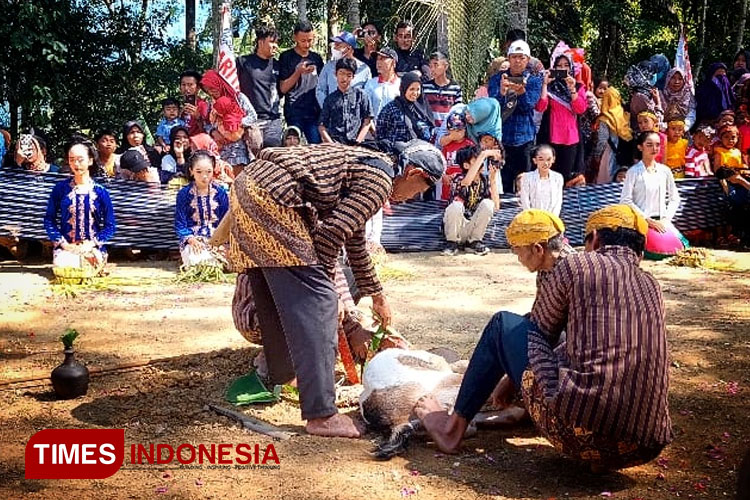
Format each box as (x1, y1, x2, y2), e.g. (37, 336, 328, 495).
(489, 69, 543, 146)
(174, 182, 229, 247)
(44, 179, 116, 248)
(155, 117, 186, 144)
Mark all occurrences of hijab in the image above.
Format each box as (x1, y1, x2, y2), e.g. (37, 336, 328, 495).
(548, 53, 576, 104)
(118, 120, 146, 153)
(394, 72, 435, 140)
(168, 126, 191, 160)
(201, 69, 237, 99)
(465, 98, 502, 143)
(212, 96, 244, 132)
(16, 134, 50, 172)
(624, 62, 656, 96)
(598, 87, 633, 141)
(708, 62, 734, 111)
(661, 67, 692, 121)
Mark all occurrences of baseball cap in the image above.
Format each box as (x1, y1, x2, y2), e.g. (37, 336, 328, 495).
(120, 149, 151, 174)
(375, 47, 399, 64)
(330, 31, 357, 49)
(507, 40, 531, 57)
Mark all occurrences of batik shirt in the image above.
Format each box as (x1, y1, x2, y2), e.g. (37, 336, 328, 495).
(43, 179, 117, 249)
(174, 181, 229, 248)
(450, 171, 490, 218)
(529, 246, 673, 448)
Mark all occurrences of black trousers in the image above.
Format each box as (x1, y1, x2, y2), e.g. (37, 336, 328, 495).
(502, 141, 533, 193)
(246, 265, 338, 420)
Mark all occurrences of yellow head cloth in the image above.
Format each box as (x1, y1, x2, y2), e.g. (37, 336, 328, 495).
(506, 209, 565, 247)
(668, 119, 685, 128)
(585, 204, 648, 237)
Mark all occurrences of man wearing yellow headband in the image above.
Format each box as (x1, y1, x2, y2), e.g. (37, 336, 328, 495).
(418, 205, 672, 471)
(522, 204, 671, 471)
(416, 209, 572, 450)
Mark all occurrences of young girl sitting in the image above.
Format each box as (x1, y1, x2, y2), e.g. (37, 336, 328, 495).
(664, 119, 688, 178)
(636, 111, 666, 163)
(620, 130, 688, 259)
(210, 96, 250, 177)
(684, 125, 714, 177)
(174, 151, 230, 268)
(519, 144, 564, 216)
(713, 124, 750, 248)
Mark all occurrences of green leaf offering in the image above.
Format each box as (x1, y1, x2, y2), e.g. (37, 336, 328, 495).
(60, 328, 79, 349)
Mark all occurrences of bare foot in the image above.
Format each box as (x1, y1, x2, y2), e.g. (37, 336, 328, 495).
(305, 413, 362, 438)
(474, 406, 529, 428)
(414, 395, 467, 454)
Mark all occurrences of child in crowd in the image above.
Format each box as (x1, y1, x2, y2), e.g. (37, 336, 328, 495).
(685, 125, 714, 177)
(613, 167, 629, 182)
(519, 144, 564, 216)
(636, 111, 666, 163)
(439, 111, 475, 200)
(94, 130, 118, 177)
(737, 110, 750, 164)
(319, 58, 373, 144)
(442, 145, 502, 256)
(155, 97, 186, 154)
(712, 124, 750, 248)
(664, 119, 688, 178)
(477, 132, 504, 195)
(174, 150, 229, 268)
(119, 149, 160, 183)
(210, 96, 250, 177)
(283, 126, 302, 146)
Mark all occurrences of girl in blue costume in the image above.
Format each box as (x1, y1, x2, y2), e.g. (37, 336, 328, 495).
(174, 150, 229, 267)
(44, 139, 116, 270)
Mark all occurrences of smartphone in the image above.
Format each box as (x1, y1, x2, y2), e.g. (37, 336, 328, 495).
(184, 94, 196, 106)
(506, 76, 525, 85)
(551, 69, 570, 80)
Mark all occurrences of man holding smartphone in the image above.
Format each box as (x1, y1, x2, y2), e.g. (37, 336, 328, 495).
(179, 70, 210, 137)
(490, 40, 543, 193)
(279, 20, 325, 144)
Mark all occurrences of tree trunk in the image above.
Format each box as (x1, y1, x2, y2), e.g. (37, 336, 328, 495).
(297, 0, 308, 22)
(212, 0, 222, 66)
(736, 0, 748, 53)
(506, 0, 528, 32)
(186, 0, 196, 48)
(9, 96, 18, 138)
(326, 0, 336, 59)
(694, 0, 708, 78)
(436, 12, 448, 54)
(346, 0, 360, 31)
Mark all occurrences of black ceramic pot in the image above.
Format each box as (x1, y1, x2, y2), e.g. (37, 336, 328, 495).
(51, 347, 89, 399)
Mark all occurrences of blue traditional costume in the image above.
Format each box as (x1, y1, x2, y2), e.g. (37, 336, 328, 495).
(43, 178, 116, 268)
(174, 181, 229, 266)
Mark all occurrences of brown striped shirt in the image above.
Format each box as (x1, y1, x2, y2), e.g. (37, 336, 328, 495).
(245, 144, 394, 296)
(529, 245, 673, 448)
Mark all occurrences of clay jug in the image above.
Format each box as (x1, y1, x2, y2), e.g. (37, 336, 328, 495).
(51, 347, 89, 399)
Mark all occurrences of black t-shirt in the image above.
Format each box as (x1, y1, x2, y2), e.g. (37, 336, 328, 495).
(395, 48, 431, 78)
(353, 48, 378, 76)
(237, 53, 280, 120)
(278, 48, 324, 120)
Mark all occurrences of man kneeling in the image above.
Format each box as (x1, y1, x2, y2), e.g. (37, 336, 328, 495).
(417, 204, 673, 471)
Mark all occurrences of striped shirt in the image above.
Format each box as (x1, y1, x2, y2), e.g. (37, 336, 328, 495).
(529, 246, 673, 448)
(422, 80, 463, 128)
(245, 144, 393, 296)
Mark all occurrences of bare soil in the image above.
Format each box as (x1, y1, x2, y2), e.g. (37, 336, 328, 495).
(1, 250, 749, 500)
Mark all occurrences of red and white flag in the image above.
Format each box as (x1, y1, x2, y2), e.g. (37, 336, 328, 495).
(674, 26, 694, 95)
(216, 2, 240, 92)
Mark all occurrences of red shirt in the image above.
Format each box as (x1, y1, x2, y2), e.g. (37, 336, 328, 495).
(440, 137, 475, 199)
(183, 97, 211, 137)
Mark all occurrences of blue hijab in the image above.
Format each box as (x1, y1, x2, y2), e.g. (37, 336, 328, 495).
(466, 98, 502, 143)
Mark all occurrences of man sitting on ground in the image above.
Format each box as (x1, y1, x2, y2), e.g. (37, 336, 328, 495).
(418, 204, 673, 472)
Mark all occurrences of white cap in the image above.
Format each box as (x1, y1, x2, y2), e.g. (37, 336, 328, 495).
(507, 40, 531, 57)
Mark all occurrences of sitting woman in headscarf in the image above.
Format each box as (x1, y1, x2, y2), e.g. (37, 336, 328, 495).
(590, 87, 633, 183)
(201, 69, 261, 170)
(376, 72, 435, 144)
(661, 67, 696, 129)
(10, 134, 61, 173)
(624, 61, 664, 132)
(696, 63, 734, 125)
(44, 138, 116, 273)
(115, 120, 163, 181)
(464, 98, 502, 144)
(536, 48, 588, 187)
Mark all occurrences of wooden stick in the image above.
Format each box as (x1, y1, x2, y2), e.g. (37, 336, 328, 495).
(206, 403, 296, 440)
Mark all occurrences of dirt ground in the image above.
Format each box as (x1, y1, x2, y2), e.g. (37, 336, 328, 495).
(1, 250, 749, 500)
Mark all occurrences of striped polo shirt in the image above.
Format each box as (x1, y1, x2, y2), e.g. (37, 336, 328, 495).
(246, 144, 394, 296)
(529, 245, 673, 448)
(422, 79, 463, 128)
